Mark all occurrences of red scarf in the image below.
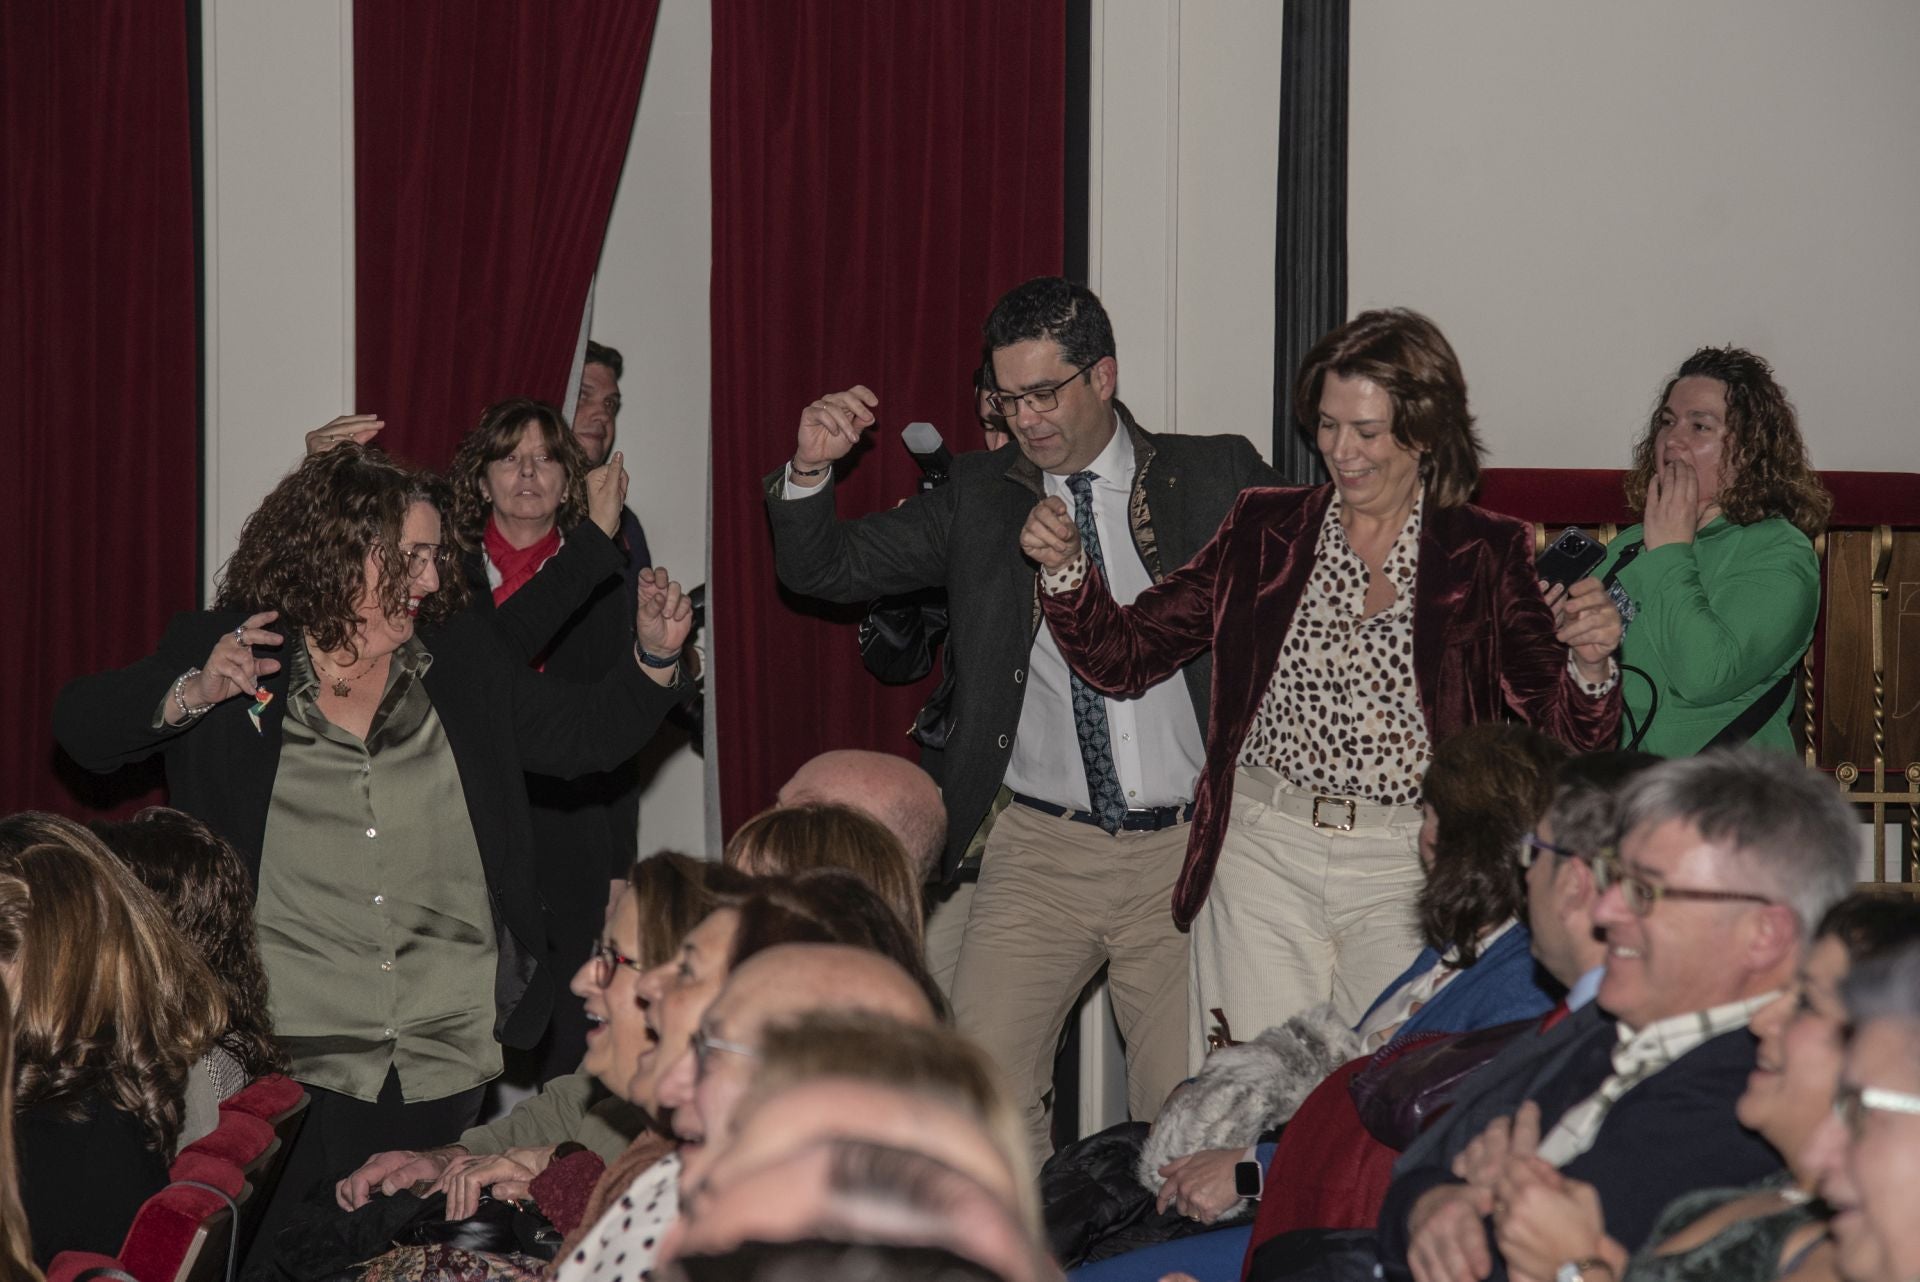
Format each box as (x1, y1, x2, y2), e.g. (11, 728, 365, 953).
(484, 514, 562, 607)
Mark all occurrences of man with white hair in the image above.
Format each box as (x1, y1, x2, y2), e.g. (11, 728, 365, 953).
(1377, 748, 1857, 1282)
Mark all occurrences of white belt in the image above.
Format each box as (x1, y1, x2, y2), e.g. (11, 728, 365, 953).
(1233, 765, 1421, 832)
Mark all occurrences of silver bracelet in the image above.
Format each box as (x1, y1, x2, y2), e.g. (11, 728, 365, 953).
(171, 668, 214, 722)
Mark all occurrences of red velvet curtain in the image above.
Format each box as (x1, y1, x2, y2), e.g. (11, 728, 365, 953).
(3, 3, 197, 815)
(711, 1, 1065, 833)
(355, 1, 659, 466)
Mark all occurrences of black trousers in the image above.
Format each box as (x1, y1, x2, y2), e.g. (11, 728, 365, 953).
(243, 1065, 485, 1279)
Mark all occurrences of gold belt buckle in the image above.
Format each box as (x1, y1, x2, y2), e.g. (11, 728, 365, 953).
(1312, 795, 1356, 831)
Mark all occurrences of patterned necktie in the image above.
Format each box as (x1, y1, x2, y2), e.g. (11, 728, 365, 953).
(1064, 471, 1127, 834)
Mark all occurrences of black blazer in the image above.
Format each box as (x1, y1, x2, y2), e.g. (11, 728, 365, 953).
(766, 402, 1279, 879)
(51, 568, 688, 1050)
(1377, 1005, 1783, 1282)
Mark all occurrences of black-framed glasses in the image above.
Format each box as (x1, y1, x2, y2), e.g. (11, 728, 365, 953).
(589, 939, 646, 988)
(690, 1027, 759, 1078)
(1594, 849, 1776, 917)
(983, 358, 1099, 418)
(1516, 832, 1582, 870)
(402, 543, 456, 577)
(1833, 1083, 1920, 1137)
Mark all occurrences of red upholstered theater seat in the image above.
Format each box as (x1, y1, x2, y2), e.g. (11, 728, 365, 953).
(176, 1111, 275, 1174)
(216, 1073, 303, 1124)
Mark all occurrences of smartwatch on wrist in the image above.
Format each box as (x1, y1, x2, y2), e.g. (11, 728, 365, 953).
(1233, 1159, 1263, 1199)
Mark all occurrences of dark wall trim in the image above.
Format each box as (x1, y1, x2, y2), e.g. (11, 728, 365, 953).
(1064, 0, 1091, 283)
(1271, 0, 1347, 483)
(187, 0, 207, 605)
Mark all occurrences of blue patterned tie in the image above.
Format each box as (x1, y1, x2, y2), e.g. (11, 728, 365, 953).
(1064, 471, 1127, 834)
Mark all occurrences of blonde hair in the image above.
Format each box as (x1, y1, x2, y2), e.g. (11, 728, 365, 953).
(0, 883, 43, 1282)
(0, 815, 228, 1155)
(723, 805, 923, 950)
(735, 1012, 1038, 1236)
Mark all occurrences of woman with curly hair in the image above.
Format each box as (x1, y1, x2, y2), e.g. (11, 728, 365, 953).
(0, 834, 227, 1266)
(89, 807, 289, 1145)
(1575, 347, 1831, 756)
(52, 443, 695, 1248)
(447, 399, 650, 1082)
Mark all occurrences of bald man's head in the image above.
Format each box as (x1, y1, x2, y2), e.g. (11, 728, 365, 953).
(778, 751, 946, 880)
(665, 945, 939, 1186)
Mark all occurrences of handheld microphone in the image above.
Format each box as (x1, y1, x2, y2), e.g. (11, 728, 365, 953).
(902, 421, 952, 491)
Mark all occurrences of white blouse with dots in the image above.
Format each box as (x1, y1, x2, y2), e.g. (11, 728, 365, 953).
(556, 1151, 680, 1282)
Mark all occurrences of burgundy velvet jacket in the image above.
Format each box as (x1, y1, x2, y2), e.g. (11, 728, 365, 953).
(1041, 483, 1620, 927)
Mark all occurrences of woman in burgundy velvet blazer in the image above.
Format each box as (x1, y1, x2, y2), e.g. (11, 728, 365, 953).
(1026, 310, 1621, 1049)
(1042, 480, 1621, 925)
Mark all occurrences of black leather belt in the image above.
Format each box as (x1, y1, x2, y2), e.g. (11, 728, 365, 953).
(1009, 791, 1195, 833)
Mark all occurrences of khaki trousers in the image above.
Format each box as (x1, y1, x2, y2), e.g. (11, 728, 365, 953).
(949, 801, 1191, 1163)
(923, 877, 976, 1001)
(1188, 766, 1425, 1072)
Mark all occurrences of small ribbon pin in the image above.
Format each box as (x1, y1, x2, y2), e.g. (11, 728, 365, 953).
(247, 689, 274, 735)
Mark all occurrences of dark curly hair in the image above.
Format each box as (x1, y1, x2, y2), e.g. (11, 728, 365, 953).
(215, 444, 466, 661)
(982, 277, 1117, 371)
(0, 817, 226, 1155)
(91, 808, 288, 1081)
(1418, 724, 1571, 964)
(1294, 308, 1484, 509)
(1623, 346, 1832, 537)
(448, 398, 591, 550)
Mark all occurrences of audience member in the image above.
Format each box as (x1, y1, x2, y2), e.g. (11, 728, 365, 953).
(659, 943, 940, 1197)
(571, 341, 658, 621)
(660, 1012, 1047, 1277)
(723, 803, 925, 948)
(1490, 893, 1920, 1282)
(775, 749, 947, 883)
(767, 274, 1280, 1160)
(1, 835, 226, 1266)
(1380, 748, 1856, 1282)
(0, 974, 36, 1282)
(1027, 307, 1621, 1067)
(1808, 939, 1920, 1282)
(662, 1238, 1016, 1282)
(51, 445, 694, 1256)
(89, 806, 289, 1146)
(450, 396, 648, 1081)
(1581, 347, 1830, 756)
(555, 871, 944, 1282)
(335, 852, 739, 1218)
(1056, 724, 1568, 1280)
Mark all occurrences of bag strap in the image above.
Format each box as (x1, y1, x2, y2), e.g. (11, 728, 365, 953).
(1703, 669, 1797, 750)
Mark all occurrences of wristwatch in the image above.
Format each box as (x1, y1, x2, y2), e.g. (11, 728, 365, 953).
(1233, 1159, 1263, 1199)
(1555, 1259, 1614, 1282)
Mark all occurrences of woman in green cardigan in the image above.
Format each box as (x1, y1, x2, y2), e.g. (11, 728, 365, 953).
(1587, 346, 1831, 756)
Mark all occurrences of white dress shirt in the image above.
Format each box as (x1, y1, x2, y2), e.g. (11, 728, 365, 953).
(1004, 421, 1207, 811)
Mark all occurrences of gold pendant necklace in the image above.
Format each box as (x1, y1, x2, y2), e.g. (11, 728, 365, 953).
(311, 647, 376, 697)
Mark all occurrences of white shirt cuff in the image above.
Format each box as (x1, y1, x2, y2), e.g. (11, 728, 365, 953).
(1569, 652, 1619, 697)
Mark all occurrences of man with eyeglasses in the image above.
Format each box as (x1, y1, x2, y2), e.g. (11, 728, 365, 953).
(1368, 748, 1857, 1282)
(765, 276, 1277, 1159)
(1806, 940, 1920, 1282)
(652, 943, 938, 1198)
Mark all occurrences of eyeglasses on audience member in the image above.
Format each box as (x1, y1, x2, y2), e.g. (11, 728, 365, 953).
(590, 939, 646, 987)
(1833, 1082, 1920, 1138)
(1593, 848, 1777, 916)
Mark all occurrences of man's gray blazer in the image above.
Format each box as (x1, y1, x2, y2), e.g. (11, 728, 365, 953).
(765, 400, 1279, 882)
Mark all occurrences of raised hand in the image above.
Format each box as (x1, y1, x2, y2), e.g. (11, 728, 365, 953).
(792, 385, 879, 480)
(586, 450, 629, 537)
(305, 413, 385, 456)
(634, 566, 694, 680)
(170, 611, 283, 723)
(1019, 496, 1083, 572)
(1642, 458, 1700, 550)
